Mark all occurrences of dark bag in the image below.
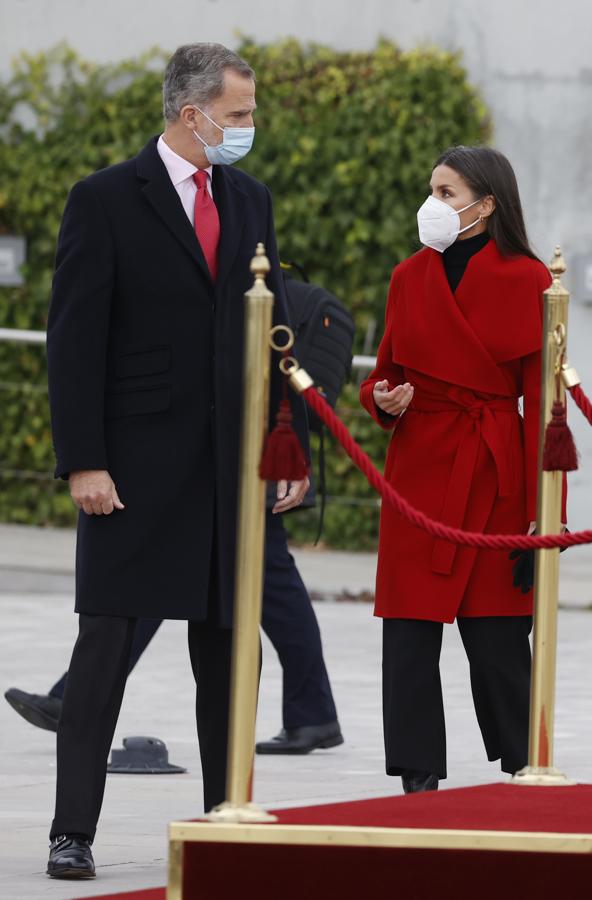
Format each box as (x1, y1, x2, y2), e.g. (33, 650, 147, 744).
(282, 267, 355, 541)
(283, 272, 355, 432)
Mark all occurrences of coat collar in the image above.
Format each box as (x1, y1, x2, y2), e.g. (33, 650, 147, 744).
(393, 241, 524, 395)
(136, 137, 247, 289)
(453, 239, 544, 363)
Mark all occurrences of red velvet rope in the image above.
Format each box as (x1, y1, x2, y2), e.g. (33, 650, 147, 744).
(303, 386, 592, 551)
(569, 384, 592, 425)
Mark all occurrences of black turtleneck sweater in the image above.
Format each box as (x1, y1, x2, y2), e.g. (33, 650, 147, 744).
(442, 231, 490, 293)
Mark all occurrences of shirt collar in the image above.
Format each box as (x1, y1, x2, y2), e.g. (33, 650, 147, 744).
(157, 134, 213, 186)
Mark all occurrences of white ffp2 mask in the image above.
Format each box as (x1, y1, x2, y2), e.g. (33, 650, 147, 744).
(417, 195, 483, 252)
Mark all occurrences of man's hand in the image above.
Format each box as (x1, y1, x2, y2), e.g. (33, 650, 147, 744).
(528, 521, 567, 534)
(272, 477, 310, 514)
(69, 470, 125, 516)
(373, 380, 414, 416)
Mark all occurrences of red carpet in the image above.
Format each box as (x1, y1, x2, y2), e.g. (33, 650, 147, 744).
(274, 781, 592, 832)
(75, 891, 164, 899)
(80, 784, 592, 900)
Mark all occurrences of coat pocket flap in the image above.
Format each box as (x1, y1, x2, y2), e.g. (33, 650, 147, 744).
(105, 385, 171, 419)
(116, 346, 171, 379)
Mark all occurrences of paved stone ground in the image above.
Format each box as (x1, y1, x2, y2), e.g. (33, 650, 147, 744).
(0, 523, 591, 899)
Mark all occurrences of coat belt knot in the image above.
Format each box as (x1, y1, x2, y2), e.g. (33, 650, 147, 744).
(408, 391, 518, 575)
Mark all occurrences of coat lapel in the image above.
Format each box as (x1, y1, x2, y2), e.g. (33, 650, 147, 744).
(136, 138, 211, 282)
(454, 239, 545, 363)
(393, 245, 511, 395)
(212, 165, 247, 289)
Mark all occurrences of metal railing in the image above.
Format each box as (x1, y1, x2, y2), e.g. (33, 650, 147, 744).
(0, 327, 46, 345)
(0, 327, 378, 370)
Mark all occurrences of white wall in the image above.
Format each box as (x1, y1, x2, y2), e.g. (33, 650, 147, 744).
(2, 0, 591, 264)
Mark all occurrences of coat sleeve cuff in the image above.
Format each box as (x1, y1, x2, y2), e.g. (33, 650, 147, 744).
(54, 459, 109, 481)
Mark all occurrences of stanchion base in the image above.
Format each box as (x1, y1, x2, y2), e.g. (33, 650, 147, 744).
(206, 801, 278, 823)
(511, 766, 577, 787)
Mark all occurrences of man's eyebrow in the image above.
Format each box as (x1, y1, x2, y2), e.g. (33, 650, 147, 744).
(230, 104, 257, 114)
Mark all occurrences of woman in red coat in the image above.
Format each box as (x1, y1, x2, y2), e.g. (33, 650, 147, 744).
(360, 146, 563, 794)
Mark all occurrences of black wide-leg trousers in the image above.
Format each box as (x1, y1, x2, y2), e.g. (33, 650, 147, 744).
(382, 616, 532, 780)
(50, 613, 232, 841)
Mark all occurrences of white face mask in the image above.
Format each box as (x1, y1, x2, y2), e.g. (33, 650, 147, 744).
(192, 106, 255, 166)
(417, 195, 483, 252)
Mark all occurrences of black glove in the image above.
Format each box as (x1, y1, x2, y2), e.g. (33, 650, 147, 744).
(509, 528, 569, 594)
(509, 548, 534, 594)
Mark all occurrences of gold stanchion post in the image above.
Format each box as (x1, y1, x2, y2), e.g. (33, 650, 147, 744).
(513, 246, 576, 787)
(207, 244, 278, 822)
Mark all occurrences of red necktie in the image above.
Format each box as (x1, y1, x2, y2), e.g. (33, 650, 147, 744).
(192, 170, 220, 281)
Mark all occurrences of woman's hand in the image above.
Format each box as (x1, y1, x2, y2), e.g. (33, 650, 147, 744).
(373, 380, 414, 416)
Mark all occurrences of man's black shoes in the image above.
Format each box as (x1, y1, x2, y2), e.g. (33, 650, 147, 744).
(401, 769, 439, 794)
(47, 834, 95, 879)
(256, 721, 344, 755)
(4, 688, 62, 732)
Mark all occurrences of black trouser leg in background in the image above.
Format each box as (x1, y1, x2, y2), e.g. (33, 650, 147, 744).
(261, 511, 338, 729)
(48, 617, 163, 701)
(50, 614, 137, 841)
(457, 615, 532, 774)
(382, 618, 447, 778)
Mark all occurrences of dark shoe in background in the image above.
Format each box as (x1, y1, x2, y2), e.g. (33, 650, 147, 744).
(46, 835, 95, 879)
(401, 769, 439, 794)
(256, 721, 344, 755)
(4, 688, 62, 732)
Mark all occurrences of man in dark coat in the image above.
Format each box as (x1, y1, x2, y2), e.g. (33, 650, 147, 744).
(45, 43, 309, 880)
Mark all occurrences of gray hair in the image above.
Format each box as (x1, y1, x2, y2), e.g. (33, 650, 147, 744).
(163, 43, 255, 122)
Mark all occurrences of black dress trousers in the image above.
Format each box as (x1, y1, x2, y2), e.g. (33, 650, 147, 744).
(48, 617, 162, 701)
(50, 612, 232, 840)
(382, 615, 532, 779)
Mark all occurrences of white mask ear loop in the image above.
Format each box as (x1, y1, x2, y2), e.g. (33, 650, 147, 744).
(453, 197, 482, 216)
(453, 198, 484, 236)
(193, 106, 224, 133)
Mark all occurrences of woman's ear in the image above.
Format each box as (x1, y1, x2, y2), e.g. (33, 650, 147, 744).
(479, 195, 496, 220)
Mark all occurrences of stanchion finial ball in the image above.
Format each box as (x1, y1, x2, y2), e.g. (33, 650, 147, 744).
(250, 242, 270, 280)
(549, 245, 567, 279)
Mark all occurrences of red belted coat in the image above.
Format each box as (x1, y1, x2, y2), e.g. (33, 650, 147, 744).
(360, 239, 563, 623)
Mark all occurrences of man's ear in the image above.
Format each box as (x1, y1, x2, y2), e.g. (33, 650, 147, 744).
(179, 105, 199, 130)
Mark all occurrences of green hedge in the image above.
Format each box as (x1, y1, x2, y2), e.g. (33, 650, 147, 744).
(0, 40, 490, 546)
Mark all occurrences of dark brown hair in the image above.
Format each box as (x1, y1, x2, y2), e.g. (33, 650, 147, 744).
(434, 146, 540, 261)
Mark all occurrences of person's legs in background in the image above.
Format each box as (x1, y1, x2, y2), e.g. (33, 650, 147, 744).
(257, 510, 343, 754)
(5, 617, 163, 731)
